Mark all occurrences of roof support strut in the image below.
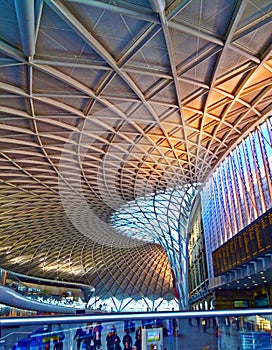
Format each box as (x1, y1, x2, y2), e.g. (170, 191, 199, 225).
(14, 0, 35, 58)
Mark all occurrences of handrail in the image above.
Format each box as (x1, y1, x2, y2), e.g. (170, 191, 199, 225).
(6, 270, 95, 291)
(0, 286, 80, 314)
(1, 308, 272, 326)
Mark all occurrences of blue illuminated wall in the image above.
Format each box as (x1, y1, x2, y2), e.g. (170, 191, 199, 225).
(201, 116, 272, 279)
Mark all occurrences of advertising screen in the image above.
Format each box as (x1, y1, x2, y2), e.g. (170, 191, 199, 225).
(146, 330, 160, 342)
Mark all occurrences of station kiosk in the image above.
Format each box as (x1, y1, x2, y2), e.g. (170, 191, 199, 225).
(141, 327, 163, 350)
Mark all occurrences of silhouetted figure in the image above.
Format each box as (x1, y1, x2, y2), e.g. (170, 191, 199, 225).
(134, 335, 141, 350)
(201, 318, 207, 333)
(123, 340, 133, 350)
(106, 330, 114, 350)
(84, 323, 94, 350)
(74, 327, 84, 350)
(112, 331, 121, 350)
(122, 331, 132, 348)
(93, 322, 103, 350)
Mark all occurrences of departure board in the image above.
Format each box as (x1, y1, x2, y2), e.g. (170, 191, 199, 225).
(212, 207, 272, 276)
(240, 332, 271, 350)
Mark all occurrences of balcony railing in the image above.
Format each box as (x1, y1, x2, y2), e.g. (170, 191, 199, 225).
(1, 308, 272, 350)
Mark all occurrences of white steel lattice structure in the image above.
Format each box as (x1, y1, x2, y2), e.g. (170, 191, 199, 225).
(0, 0, 271, 309)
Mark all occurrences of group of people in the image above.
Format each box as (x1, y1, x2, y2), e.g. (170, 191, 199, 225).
(40, 323, 65, 350)
(74, 323, 142, 350)
(74, 322, 103, 350)
(105, 325, 142, 350)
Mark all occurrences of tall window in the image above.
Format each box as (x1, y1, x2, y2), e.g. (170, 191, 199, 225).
(201, 116, 272, 278)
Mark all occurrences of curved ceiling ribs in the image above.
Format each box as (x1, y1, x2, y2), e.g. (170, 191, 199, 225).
(0, 0, 271, 302)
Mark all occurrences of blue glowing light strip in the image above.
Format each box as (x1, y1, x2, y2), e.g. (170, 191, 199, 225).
(1, 309, 272, 326)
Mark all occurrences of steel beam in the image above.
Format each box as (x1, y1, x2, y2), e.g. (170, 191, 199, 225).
(14, 0, 35, 57)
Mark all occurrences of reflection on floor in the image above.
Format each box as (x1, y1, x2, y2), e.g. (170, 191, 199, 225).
(97, 317, 240, 350)
(2, 316, 245, 350)
(163, 318, 240, 350)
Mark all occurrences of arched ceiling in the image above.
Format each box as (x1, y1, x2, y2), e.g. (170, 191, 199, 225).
(0, 0, 271, 302)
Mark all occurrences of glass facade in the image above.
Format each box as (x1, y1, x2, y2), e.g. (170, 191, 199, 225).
(201, 116, 272, 279)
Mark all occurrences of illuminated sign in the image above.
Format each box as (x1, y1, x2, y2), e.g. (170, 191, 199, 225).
(212, 207, 272, 276)
(240, 332, 271, 350)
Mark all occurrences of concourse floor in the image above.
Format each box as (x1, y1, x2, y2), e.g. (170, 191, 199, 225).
(163, 318, 240, 350)
(94, 318, 240, 350)
(0, 316, 244, 350)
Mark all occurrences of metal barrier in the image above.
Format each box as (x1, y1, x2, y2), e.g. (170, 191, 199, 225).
(1, 309, 272, 350)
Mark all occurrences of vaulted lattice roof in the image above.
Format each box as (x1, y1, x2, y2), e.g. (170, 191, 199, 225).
(0, 0, 271, 302)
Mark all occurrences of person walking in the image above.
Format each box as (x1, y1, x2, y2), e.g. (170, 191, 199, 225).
(133, 334, 141, 350)
(93, 322, 103, 350)
(74, 326, 84, 350)
(106, 330, 114, 350)
(52, 324, 65, 350)
(135, 326, 142, 340)
(112, 330, 121, 350)
(123, 341, 133, 350)
(224, 317, 230, 336)
(201, 318, 207, 333)
(122, 330, 132, 348)
(84, 323, 95, 350)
